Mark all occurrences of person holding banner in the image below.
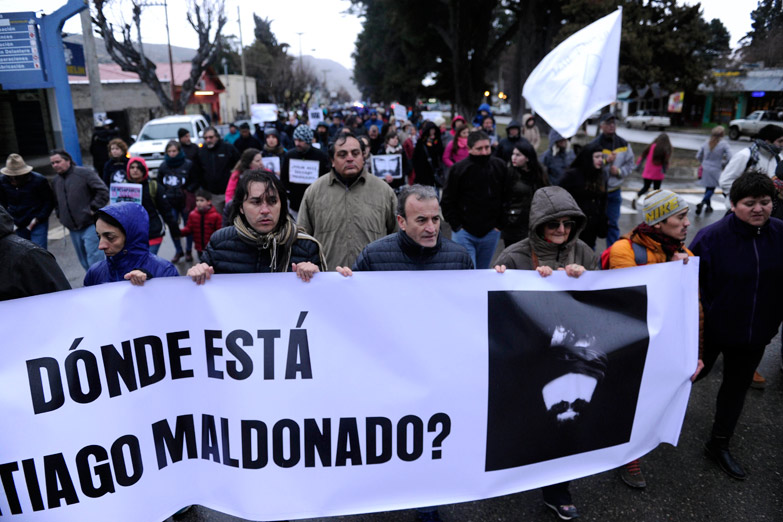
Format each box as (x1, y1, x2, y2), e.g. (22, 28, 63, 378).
(187, 170, 326, 283)
(378, 131, 412, 191)
(84, 202, 178, 286)
(280, 125, 331, 217)
(690, 170, 783, 481)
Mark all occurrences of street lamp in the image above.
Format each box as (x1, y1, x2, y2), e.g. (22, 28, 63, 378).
(484, 90, 490, 98)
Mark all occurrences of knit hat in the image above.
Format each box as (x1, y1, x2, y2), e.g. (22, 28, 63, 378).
(642, 189, 689, 225)
(177, 128, 190, 139)
(293, 124, 313, 143)
(1, 154, 33, 176)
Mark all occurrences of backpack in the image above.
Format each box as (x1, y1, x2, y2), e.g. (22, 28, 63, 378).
(601, 239, 647, 269)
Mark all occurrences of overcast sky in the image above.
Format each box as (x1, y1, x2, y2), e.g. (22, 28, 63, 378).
(1, 0, 764, 71)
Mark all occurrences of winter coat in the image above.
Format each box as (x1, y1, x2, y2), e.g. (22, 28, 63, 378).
(280, 145, 332, 211)
(83, 202, 179, 286)
(181, 205, 222, 253)
(541, 129, 576, 186)
(102, 157, 129, 186)
(0, 171, 54, 229)
(194, 139, 240, 195)
(502, 165, 548, 245)
(520, 114, 541, 151)
(495, 120, 525, 163)
(719, 144, 780, 195)
(591, 132, 635, 192)
(472, 103, 493, 127)
(696, 140, 732, 188)
(51, 164, 110, 231)
(202, 225, 324, 274)
(441, 154, 508, 238)
(560, 144, 608, 247)
(411, 122, 444, 186)
(495, 186, 599, 270)
(608, 232, 694, 268)
(298, 169, 398, 270)
(690, 213, 783, 347)
(353, 231, 474, 271)
(125, 158, 165, 243)
(157, 156, 192, 212)
(0, 206, 70, 301)
(442, 139, 469, 168)
(639, 143, 666, 181)
(181, 141, 200, 162)
(234, 135, 263, 154)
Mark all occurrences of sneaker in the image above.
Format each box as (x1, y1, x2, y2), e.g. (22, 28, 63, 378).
(619, 459, 647, 488)
(415, 509, 443, 522)
(171, 252, 184, 263)
(695, 203, 704, 215)
(750, 371, 766, 389)
(185, 251, 194, 263)
(544, 501, 580, 520)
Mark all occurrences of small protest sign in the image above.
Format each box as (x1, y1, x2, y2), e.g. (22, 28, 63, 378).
(393, 104, 407, 122)
(262, 156, 281, 174)
(289, 159, 320, 184)
(110, 183, 142, 204)
(372, 154, 403, 179)
(309, 109, 324, 130)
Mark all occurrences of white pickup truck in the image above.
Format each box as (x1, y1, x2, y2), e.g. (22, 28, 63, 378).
(624, 110, 671, 130)
(728, 110, 783, 140)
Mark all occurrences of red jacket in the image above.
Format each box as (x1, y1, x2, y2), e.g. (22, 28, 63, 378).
(180, 205, 222, 252)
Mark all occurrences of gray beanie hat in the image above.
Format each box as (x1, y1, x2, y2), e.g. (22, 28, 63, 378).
(293, 124, 313, 143)
(643, 189, 689, 225)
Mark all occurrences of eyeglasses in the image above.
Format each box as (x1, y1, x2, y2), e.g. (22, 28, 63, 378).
(544, 220, 575, 230)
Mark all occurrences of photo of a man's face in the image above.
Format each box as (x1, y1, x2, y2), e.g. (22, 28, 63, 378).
(485, 288, 649, 472)
(372, 154, 402, 179)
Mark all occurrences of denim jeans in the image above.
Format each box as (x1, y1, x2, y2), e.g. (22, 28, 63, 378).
(606, 189, 622, 247)
(16, 220, 49, 250)
(701, 187, 716, 205)
(452, 228, 500, 269)
(70, 224, 104, 270)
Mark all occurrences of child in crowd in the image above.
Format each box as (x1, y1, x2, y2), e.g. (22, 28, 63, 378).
(180, 189, 222, 262)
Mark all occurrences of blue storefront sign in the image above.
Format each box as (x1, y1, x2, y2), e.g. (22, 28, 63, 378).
(63, 41, 85, 75)
(0, 12, 46, 87)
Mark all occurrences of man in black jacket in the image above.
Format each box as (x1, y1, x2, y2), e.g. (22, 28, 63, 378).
(280, 125, 331, 217)
(193, 126, 239, 214)
(441, 130, 508, 269)
(495, 120, 528, 163)
(233, 122, 262, 154)
(178, 128, 200, 161)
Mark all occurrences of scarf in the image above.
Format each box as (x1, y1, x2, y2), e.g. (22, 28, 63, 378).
(164, 150, 186, 168)
(632, 223, 683, 260)
(752, 139, 782, 168)
(233, 214, 299, 272)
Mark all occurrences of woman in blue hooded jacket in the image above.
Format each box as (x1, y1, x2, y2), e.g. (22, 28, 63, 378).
(84, 202, 179, 286)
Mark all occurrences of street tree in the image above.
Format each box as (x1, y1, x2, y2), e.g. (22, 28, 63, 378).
(93, 0, 227, 114)
(740, 0, 783, 66)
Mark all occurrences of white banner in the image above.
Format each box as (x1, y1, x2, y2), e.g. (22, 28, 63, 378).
(261, 156, 281, 175)
(522, 8, 622, 138)
(308, 109, 324, 130)
(0, 263, 698, 521)
(250, 103, 278, 125)
(393, 103, 407, 123)
(109, 183, 142, 204)
(288, 159, 320, 184)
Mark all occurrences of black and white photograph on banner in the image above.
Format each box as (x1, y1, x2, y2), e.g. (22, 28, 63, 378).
(372, 154, 403, 179)
(262, 156, 280, 175)
(485, 287, 649, 471)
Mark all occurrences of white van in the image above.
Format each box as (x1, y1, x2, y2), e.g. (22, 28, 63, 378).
(128, 115, 209, 172)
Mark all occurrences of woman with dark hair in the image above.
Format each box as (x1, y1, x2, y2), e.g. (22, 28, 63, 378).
(125, 157, 166, 254)
(442, 122, 470, 169)
(412, 121, 445, 187)
(632, 133, 672, 208)
(102, 138, 130, 186)
(84, 202, 178, 286)
(695, 126, 732, 215)
(225, 147, 264, 206)
(559, 143, 608, 249)
(502, 140, 549, 245)
(379, 131, 412, 191)
(157, 140, 194, 263)
(187, 170, 326, 282)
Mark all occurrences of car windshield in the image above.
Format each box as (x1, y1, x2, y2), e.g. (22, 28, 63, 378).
(139, 122, 189, 141)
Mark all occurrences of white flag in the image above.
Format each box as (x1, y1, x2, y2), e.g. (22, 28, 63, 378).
(523, 8, 622, 138)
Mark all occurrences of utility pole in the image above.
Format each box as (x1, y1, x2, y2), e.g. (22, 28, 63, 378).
(238, 5, 248, 115)
(296, 32, 304, 72)
(79, 8, 106, 127)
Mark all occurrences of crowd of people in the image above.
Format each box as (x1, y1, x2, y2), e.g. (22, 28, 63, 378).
(1, 103, 782, 522)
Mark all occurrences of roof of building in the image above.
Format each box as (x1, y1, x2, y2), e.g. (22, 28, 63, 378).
(69, 62, 224, 90)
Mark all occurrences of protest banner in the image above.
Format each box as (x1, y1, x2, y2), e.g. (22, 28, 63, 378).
(0, 263, 698, 521)
(523, 8, 622, 138)
(393, 104, 407, 122)
(372, 154, 403, 179)
(308, 109, 324, 130)
(261, 156, 280, 174)
(109, 183, 142, 204)
(288, 159, 320, 185)
(250, 104, 278, 125)
(420, 111, 443, 124)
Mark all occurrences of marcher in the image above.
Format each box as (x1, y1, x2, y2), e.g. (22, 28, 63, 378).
(89, 118, 118, 180)
(559, 143, 608, 250)
(233, 122, 263, 154)
(298, 133, 397, 270)
(84, 202, 179, 286)
(493, 185, 598, 520)
(193, 126, 240, 214)
(495, 119, 526, 163)
(223, 123, 240, 145)
(262, 127, 286, 176)
(187, 170, 325, 282)
(328, 113, 344, 138)
(472, 103, 493, 128)
(368, 124, 383, 154)
(695, 126, 732, 215)
(0, 205, 70, 301)
(180, 189, 222, 262)
(541, 130, 576, 186)
(411, 122, 445, 187)
(591, 113, 635, 246)
(521, 113, 541, 151)
(157, 140, 194, 262)
(719, 124, 783, 195)
(690, 170, 783, 481)
(442, 122, 470, 169)
(605, 189, 703, 489)
(314, 122, 331, 150)
(178, 128, 200, 162)
(225, 148, 264, 207)
(632, 133, 672, 208)
(502, 141, 549, 246)
(102, 138, 130, 186)
(378, 131, 411, 192)
(441, 130, 508, 268)
(0, 154, 55, 249)
(125, 157, 166, 255)
(49, 149, 109, 270)
(280, 125, 331, 217)
(481, 116, 499, 149)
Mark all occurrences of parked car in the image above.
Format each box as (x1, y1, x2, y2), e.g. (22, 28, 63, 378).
(128, 114, 209, 173)
(728, 110, 783, 140)
(624, 110, 671, 130)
